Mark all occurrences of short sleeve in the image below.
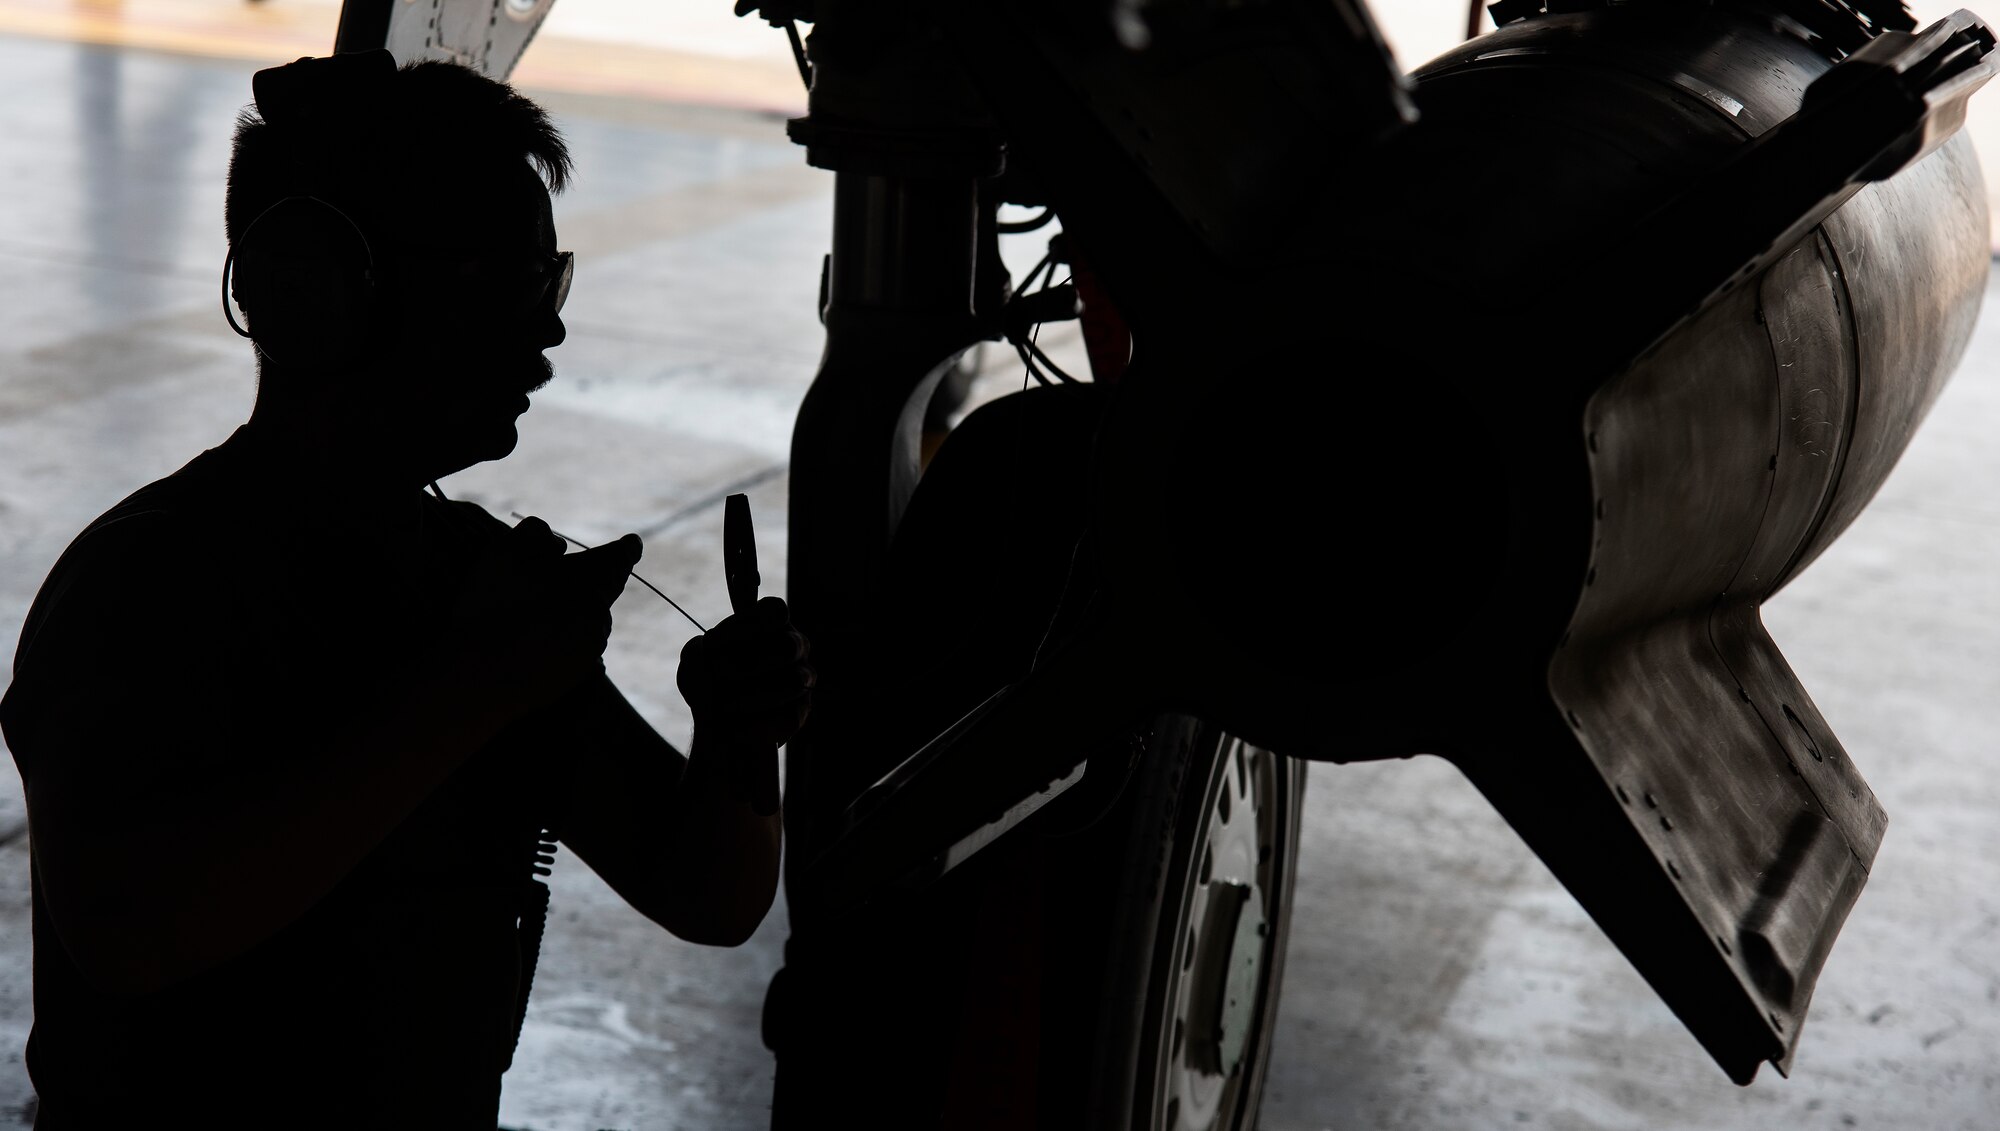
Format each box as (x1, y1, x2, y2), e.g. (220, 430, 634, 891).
(2, 510, 256, 800)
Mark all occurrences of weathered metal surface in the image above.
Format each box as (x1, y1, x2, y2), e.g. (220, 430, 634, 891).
(335, 0, 553, 78)
(1530, 18, 1985, 1072)
(1549, 274, 1870, 1079)
(1795, 135, 1991, 574)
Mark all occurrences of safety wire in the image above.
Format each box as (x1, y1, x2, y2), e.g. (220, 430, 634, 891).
(497, 507, 721, 1048)
(429, 480, 710, 632)
(429, 482, 722, 1067)
(508, 512, 708, 633)
(425, 482, 633, 1073)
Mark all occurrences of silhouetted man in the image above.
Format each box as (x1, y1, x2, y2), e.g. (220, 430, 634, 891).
(0, 52, 810, 1128)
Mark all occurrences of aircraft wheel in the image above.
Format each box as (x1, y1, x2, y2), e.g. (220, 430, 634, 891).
(1087, 721, 1307, 1131)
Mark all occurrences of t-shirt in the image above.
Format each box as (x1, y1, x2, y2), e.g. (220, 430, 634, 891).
(0, 426, 564, 1128)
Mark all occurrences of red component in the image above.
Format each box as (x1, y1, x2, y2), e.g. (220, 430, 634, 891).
(1069, 247, 1131, 383)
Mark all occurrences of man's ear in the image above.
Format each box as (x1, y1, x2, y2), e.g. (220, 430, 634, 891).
(232, 201, 380, 370)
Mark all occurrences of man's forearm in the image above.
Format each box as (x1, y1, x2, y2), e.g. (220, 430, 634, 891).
(661, 735, 781, 946)
(551, 678, 782, 947)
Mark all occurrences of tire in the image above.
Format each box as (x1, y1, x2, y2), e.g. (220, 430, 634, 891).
(923, 341, 988, 432)
(1067, 715, 1308, 1131)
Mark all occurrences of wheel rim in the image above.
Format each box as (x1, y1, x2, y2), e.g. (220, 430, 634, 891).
(1150, 737, 1293, 1131)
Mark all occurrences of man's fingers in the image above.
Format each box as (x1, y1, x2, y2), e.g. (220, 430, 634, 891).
(555, 534, 643, 606)
(707, 621, 809, 666)
(570, 532, 640, 568)
(679, 597, 814, 748)
(509, 515, 567, 557)
(755, 595, 789, 625)
(613, 532, 644, 565)
(736, 629, 808, 667)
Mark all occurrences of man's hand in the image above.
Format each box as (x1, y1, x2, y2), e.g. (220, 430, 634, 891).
(450, 515, 641, 715)
(677, 596, 813, 810)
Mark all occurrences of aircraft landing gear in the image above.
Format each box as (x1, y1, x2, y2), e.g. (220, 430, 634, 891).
(1084, 724, 1306, 1131)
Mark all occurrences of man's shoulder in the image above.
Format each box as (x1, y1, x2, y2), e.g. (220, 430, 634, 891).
(2, 467, 245, 752)
(51, 465, 237, 592)
(14, 446, 257, 654)
(74, 437, 252, 546)
(76, 492, 211, 558)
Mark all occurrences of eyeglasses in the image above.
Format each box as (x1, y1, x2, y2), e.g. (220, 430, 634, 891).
(397, 248, 574, 320)
(534, 250, 574, 319)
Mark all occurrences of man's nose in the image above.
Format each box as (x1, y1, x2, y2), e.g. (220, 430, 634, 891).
(539, 310, 566, 350)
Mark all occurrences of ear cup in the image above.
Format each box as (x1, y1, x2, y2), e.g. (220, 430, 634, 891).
(227, 196, 381, 369)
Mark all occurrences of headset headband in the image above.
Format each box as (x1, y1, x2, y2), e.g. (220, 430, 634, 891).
(221, 53, 399, 364)
(252, 49, 397, 132)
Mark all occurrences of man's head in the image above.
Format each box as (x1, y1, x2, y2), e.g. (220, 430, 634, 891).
(225, 53, 573, 483)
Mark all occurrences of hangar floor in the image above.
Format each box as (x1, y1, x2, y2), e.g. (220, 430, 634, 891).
(0, 30, 1996, 1131)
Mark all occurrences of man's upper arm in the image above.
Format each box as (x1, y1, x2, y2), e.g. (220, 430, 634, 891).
(4, 512, 248, 804)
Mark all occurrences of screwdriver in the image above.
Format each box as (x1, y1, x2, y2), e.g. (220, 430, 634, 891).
(724, 493, 781, 817)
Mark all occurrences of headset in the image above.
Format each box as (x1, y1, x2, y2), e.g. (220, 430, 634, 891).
(221, 51, 397, 370)
(223, 50, 576, 372)
(223, 194, 384, 368)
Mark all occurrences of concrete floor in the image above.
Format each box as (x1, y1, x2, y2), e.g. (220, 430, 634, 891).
(2, 29, 1999, 1131)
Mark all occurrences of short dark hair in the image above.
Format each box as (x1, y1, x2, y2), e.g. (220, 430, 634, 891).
(225, 59, 572, 251)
